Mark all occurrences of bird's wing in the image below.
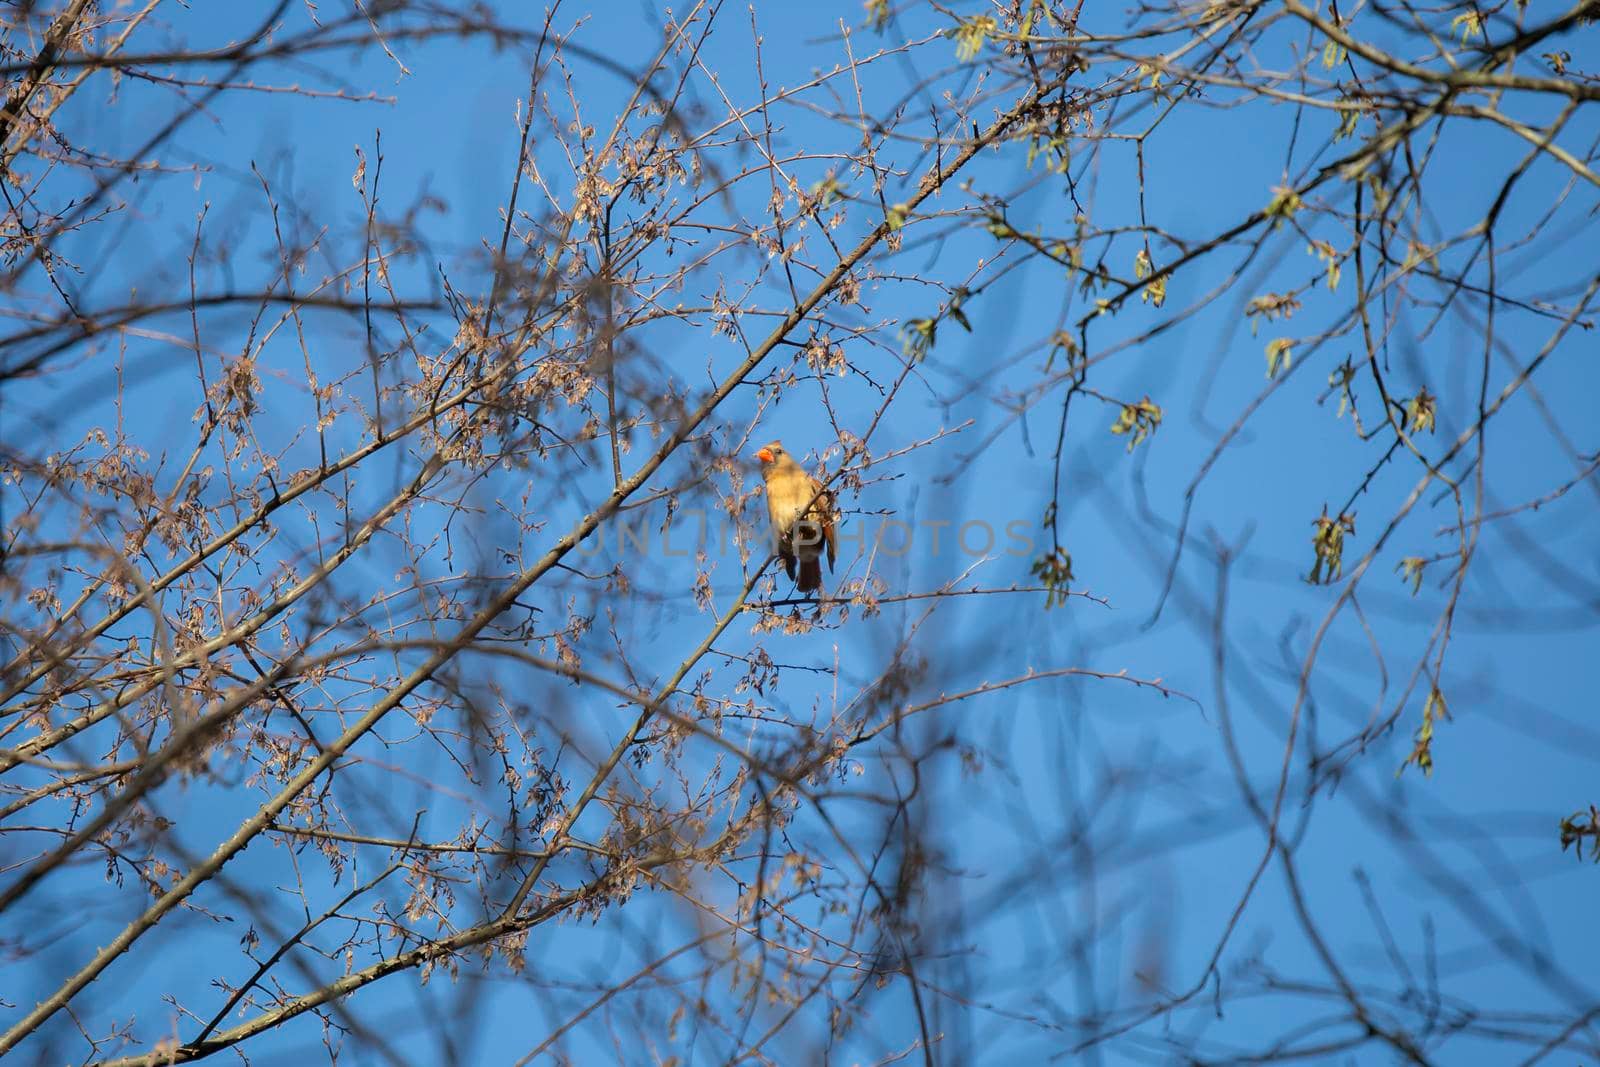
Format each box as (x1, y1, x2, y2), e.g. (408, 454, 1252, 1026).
(813, 480, 837, 569)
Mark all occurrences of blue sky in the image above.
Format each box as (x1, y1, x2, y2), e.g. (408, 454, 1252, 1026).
(5, 1, 1600, 1063)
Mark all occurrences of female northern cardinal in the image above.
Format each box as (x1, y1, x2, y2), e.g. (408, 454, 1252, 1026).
(755, 440, 837, 594)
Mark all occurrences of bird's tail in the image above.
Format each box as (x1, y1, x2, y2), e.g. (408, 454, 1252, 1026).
(797, 557, 823, 594)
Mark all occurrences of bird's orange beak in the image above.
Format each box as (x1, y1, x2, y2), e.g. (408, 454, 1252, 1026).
(755, 447, 774, 464)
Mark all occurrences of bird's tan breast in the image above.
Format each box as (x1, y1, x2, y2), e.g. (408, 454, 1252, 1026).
(764, 472, 815, 528)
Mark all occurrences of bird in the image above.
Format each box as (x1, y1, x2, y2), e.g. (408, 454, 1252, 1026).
(754, 440, 836, 595)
